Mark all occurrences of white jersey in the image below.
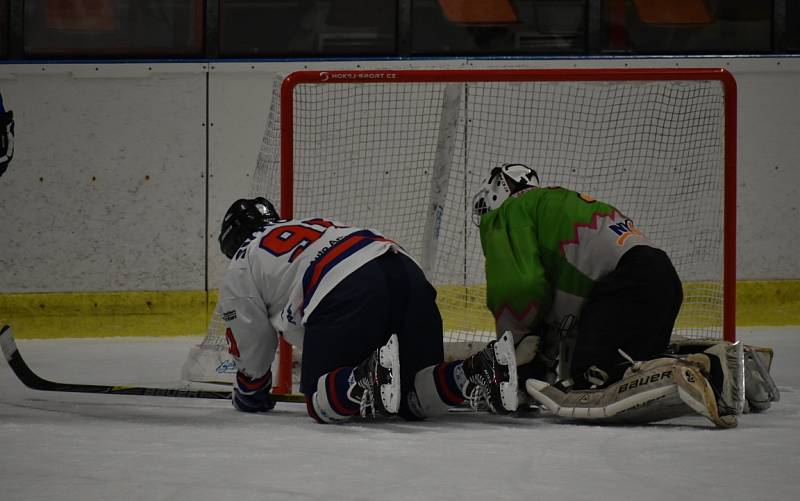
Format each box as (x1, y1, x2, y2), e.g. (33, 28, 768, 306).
(218, 217, 410, 380)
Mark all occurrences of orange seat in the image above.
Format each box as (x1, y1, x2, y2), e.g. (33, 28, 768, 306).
(633, 0, 713, 26)
(437, 0, 519, 25)
(46, 0, 118, 32)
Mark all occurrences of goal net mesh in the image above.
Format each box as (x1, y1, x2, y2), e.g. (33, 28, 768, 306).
(184, 69, 733, 387)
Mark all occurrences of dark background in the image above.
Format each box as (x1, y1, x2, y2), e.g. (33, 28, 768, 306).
(0, 0, 796, 60)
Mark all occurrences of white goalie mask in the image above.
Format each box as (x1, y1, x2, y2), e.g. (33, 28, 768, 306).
(471, 163, 539, 225)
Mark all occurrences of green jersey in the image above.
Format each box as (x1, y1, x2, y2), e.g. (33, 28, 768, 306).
(479, 186, 652, 340)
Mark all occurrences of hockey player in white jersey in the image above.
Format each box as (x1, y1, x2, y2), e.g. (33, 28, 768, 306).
(217, 197, 518, 422)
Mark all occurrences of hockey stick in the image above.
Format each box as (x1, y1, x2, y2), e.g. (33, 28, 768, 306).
(0, 324, 305, 403)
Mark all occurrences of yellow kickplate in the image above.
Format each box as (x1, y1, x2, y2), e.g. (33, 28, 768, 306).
(0, 291, 214, 339)
(0, 280, 797, 339)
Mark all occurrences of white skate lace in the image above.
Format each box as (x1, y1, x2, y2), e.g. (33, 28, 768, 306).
(463, 343, 503, 412)
(464, 378, 491, 412)
(464, 382, 483, 411)
(618, 349, 642, 372)
(359, 388, 376, 418)
(355, 353, 382, 418)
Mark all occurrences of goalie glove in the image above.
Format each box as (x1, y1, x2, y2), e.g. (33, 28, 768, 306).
(515, 325, 560, 386)
(515, 335, 550, 384)
(743, 344, 780, 412)
(232, 370, 276, 413)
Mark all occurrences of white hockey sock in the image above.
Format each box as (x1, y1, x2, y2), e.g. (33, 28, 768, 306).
(406, 363, 468, 418)
(310, 369, 358, 424)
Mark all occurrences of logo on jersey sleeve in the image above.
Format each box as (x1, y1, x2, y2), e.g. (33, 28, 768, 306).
(284, 304, 296, 325)
(608, 218, 644, 245)
(225, 327, 241, 357)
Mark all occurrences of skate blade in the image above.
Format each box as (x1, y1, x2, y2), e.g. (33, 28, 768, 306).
(378, 334, 401, 414)
(495, 332, 518, 412)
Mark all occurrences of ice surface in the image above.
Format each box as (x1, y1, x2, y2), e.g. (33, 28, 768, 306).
(1, 327, 798, 501)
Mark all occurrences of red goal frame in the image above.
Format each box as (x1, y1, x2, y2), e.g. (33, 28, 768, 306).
(274, 68, 737, 394)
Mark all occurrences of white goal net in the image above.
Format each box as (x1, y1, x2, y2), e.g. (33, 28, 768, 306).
(183, 68, 737, 391)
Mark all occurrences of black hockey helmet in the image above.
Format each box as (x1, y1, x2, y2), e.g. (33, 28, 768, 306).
(219, 197, 279, 259)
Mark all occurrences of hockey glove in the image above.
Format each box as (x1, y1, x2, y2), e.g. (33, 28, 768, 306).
(232, 370, 276, 413)
(515, 331, 558, 385)
(0, 109, 14, 178)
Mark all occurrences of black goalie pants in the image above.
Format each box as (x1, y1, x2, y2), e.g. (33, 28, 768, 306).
(570, 245, 684, 386)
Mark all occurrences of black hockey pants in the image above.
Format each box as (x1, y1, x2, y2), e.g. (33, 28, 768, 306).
(570, 245, 683, 386)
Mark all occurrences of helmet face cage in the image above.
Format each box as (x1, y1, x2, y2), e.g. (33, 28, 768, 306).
(471, 163, 538, 226)
(219, 197, 279, 259)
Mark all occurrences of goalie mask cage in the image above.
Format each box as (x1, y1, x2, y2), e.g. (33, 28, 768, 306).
(184, 68, 736, 394)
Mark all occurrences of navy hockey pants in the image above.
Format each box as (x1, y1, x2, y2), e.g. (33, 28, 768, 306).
(302, 251, 444, 419)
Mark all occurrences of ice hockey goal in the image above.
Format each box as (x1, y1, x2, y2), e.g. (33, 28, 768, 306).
(183, 68, 737, 393)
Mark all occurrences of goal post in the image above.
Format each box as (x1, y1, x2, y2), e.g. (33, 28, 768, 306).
(185, 67, 737, 394)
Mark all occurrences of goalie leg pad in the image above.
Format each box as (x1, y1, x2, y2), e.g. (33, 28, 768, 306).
(674, 363, 737, 428)
(743, 345, 780, 411)
(526, 358, 687, 424)
(526, 357, 738, 428)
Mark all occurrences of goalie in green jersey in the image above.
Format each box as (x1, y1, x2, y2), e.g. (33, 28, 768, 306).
(471, 164, 774, 428)
(472, 163, 683, 390)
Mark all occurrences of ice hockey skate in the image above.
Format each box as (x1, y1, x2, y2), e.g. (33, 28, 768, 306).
(461, 331, 518, 413)
(350, 333, 401, 417)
